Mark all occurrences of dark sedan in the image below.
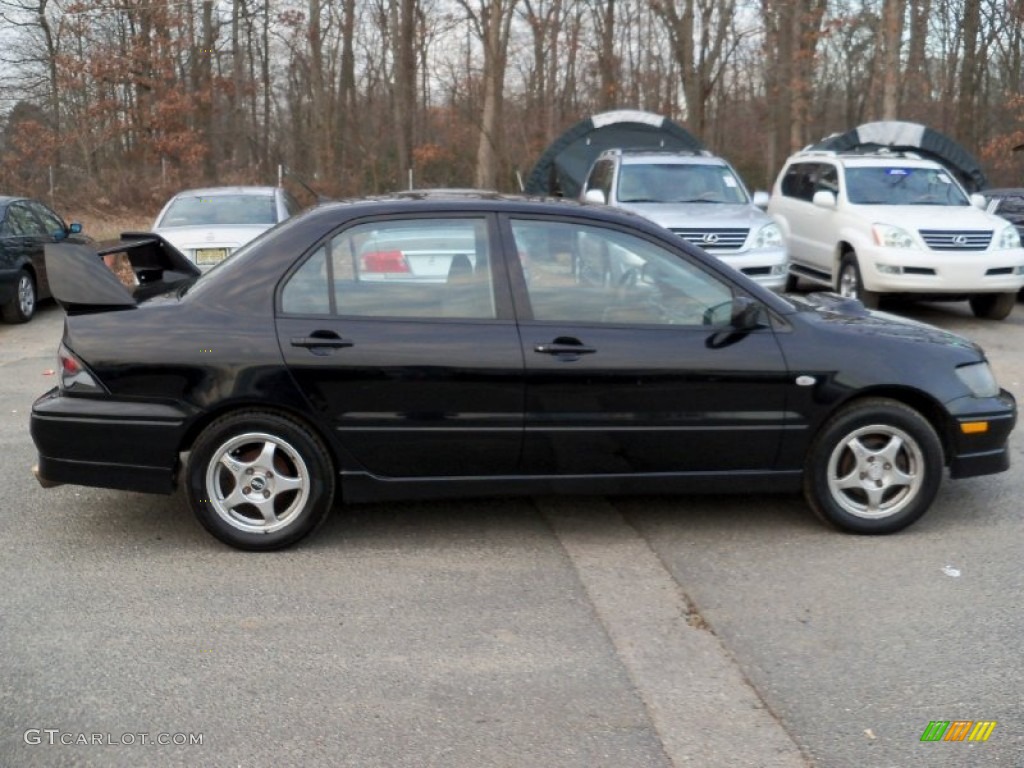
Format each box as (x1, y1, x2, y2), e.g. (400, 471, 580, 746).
(0, 196, 88, 323)
(30, 193, 1016, 549)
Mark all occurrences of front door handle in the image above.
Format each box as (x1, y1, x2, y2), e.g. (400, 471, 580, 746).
(534, 336, 596, 356)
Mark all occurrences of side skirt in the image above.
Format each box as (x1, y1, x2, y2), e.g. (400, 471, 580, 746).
(339, 469, 803, 503)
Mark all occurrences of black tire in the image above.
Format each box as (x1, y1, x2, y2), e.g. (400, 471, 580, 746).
(837, 253, 880, 309)
(804, 398, 943, 534)
(968, 292, 1016, 320)
(1, 269, 36, 323)
(184, 410, 335, 550)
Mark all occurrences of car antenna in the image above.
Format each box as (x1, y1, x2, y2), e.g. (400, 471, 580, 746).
(279, 165, 330, 203)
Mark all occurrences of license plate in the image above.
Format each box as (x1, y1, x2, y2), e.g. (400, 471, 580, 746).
(196, 248, 229, 265)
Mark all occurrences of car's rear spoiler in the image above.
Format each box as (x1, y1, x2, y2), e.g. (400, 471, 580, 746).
(45, 233, 201, 314)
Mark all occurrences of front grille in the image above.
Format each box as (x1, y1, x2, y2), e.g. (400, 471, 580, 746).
(918, 229, 992, 251)
(670, 228, 749, 251)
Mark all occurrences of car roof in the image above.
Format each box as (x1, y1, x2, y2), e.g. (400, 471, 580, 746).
(616, 153, 727, 166)
(170, 186, 279, 198)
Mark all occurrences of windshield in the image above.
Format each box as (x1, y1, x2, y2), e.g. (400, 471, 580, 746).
(617, 163, 750, 204)
(844, 167, 970, 206)
(158, 194, 278, 227)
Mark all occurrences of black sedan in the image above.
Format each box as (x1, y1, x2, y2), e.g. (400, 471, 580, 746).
(0, 196, 88, 323)
(31, 192, 1016, 550)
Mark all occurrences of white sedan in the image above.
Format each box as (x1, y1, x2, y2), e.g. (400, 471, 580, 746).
(152, 186, 301, 268)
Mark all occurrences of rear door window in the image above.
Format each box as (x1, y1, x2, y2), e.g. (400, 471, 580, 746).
(280, 217, 497, 319)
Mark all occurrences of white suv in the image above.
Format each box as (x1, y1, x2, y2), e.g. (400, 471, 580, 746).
(580, 149, 788, 290)
(768, 149, 1024, 319)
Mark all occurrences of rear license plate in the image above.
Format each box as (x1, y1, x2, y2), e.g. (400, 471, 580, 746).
(196, 248, 229, 265)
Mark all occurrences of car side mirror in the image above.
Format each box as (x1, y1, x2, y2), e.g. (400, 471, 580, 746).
(583, 189, 606, 205)
(752, 190, 770, 208)
(68, 222, 83, 234)
(812, 190, 837, 209)
(970, 193, 987, 210)
(730, 296, 763, 330)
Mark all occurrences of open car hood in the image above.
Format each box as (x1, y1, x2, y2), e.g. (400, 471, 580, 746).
(45, 232, 201, 314)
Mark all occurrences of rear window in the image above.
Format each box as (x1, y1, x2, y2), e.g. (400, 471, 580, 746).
(158, 195, 278, 227)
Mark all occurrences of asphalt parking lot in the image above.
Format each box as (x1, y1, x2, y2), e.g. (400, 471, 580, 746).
(2, 298, 1022, 767)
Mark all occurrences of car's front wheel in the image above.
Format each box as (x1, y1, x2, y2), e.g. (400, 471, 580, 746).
(837, 253, 880, 309)
(185, 411, 335, 550)
(968, 292, 1016, 320)
(1, 269, 37, 323)
(804, 398, 943, 534)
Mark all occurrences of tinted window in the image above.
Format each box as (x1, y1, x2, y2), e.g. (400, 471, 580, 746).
(280, 218, 495, 319)
(511, 219, 735, 326)
(6, 203, 45, 235)
(585, 159, 614, 198)
(26, 201, 66, 236)
(780, 163, 821, 202)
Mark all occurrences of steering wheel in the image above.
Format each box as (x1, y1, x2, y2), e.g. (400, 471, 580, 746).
(616, 267, 640, 299)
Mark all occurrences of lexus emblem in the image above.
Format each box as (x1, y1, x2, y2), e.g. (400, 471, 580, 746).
(952, 234, 969, 246)
(702, 233, 720, 245)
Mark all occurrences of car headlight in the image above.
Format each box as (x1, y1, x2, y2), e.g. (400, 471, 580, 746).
(955, 361, 1000, 398)
(753, 222, 782, 249)
(996, 224, 1021, 249)
(872, 224, 916, 248)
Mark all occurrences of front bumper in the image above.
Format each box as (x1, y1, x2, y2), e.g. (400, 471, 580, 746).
(860, 246, 1024, 294)
(945, 389, 1017, 479)
(716, 248, 789, 291)
(30, 388, 190, 494)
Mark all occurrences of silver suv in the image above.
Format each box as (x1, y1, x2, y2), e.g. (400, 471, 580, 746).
(768, 149, 1024, 319)
(580, 149, 788, 290)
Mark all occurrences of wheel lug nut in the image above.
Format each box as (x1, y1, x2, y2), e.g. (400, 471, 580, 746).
(245, 468, 254, 475)
(884, 463, 891, 470)
(875, 480, 883, 487)
(263, 490, 271, 499)
(860, 472, 867, 480)
(266, 471, 273, 478)
(243, 486, 251, 494)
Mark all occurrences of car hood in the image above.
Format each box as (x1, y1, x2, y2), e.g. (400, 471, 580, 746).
(849, 204, 1006, 231)
(789, 292, 982, 354)
(153, 224, 272, 250)
(616, 202, 772, 229)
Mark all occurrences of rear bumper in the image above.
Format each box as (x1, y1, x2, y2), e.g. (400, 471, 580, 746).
(30, 388, 189, 494)
(946, 389, 1017, 479)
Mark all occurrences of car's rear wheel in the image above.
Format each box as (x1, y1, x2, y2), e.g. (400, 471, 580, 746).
(185, 411, 334, 550)
(968, 292, 1016, 320)
(837, 253, 880, 309)
(804, 398, 943, 534)
(1, 269, 36, 323)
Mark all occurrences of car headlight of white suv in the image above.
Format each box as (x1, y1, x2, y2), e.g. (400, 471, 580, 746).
(996, 224, 1021, 250)
(872, 223, 916, 249)
(753, 222, 782, 249)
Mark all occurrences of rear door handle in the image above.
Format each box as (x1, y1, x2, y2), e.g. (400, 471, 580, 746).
(290, 332, 354, 349)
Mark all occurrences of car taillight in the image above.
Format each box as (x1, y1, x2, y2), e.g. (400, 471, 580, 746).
(58, 343, 106, 394)
(360, 250, 410, 273)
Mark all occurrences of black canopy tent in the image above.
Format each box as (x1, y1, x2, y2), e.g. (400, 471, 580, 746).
(523, 110, 705, 198)
(808, 121, 988, 193)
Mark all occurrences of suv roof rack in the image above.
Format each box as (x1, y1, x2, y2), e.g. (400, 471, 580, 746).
(794, 146, 924, 160)
(599, 147, 714, 158)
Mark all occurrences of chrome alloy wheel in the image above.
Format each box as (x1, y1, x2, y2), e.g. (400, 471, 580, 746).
(825, 424, 925, 519)
(838, 263, 859, 299)
(205, 432, 310, 533)
(17, 273, 35, 317)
